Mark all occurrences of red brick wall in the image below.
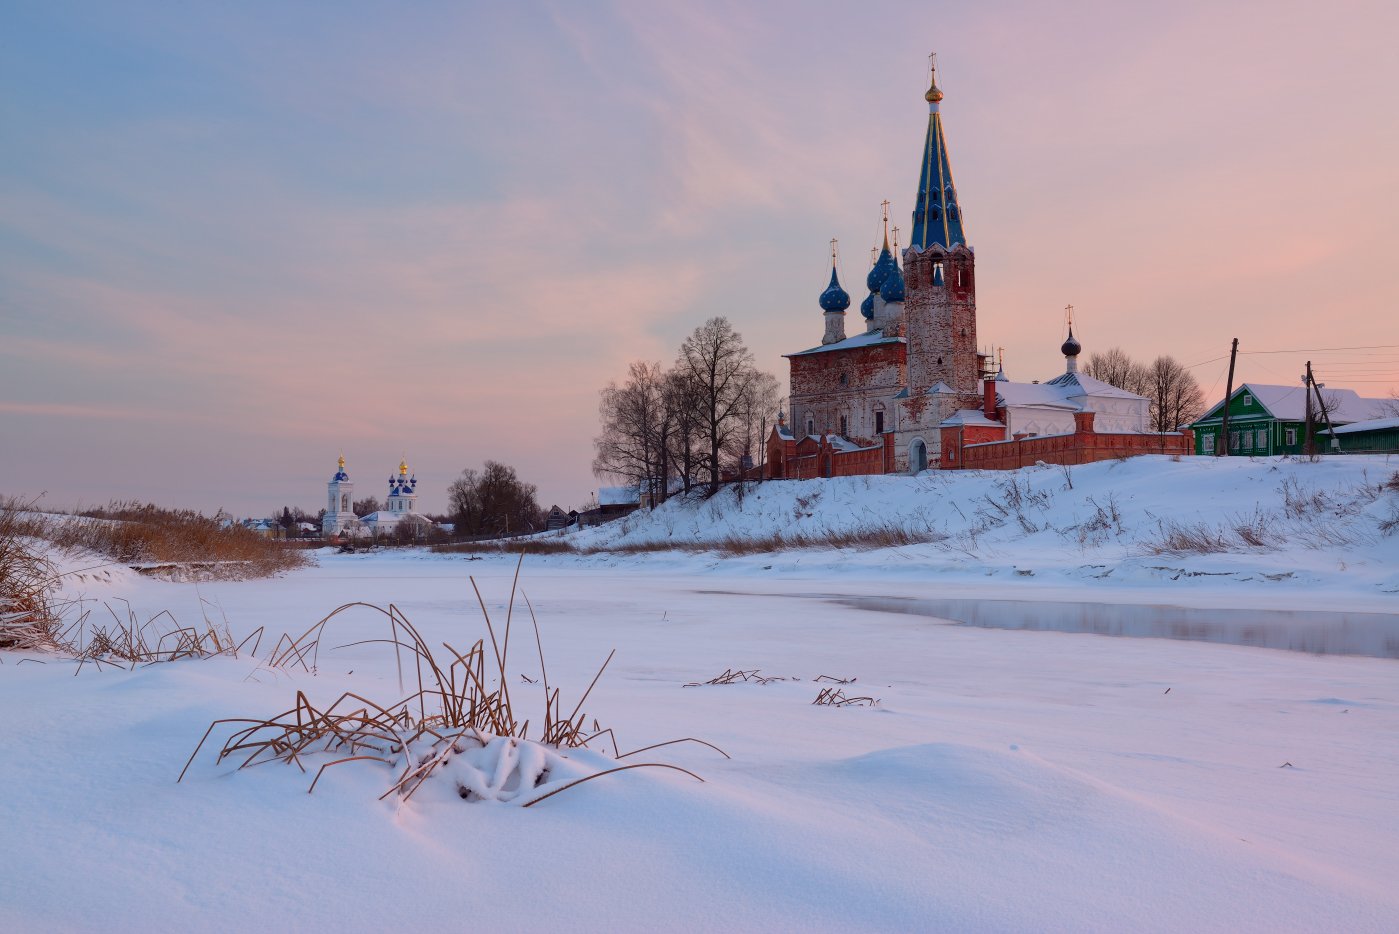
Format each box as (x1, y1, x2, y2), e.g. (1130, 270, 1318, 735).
(959, 424, 1194, 470)
(788, 341, 905, 440)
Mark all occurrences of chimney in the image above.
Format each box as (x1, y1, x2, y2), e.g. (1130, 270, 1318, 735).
(983, 379, 997, 420)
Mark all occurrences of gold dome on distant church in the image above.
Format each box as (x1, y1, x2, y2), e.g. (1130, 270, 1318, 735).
(399, 458, 409, 476)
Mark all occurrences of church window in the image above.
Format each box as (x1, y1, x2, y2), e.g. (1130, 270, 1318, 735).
(806, 414, 814, 436)
(840, 372, 849, 386)
(875, 410, 885, 433)
(937, 357, 943, 365)
(341, 494, 349, 511)
(840, 415, 847, 436)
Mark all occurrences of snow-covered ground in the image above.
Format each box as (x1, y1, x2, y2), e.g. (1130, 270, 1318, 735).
(3, 455, 1399, 931)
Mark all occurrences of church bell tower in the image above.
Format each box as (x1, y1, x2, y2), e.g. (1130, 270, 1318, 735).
(322, 455, 357, 536)
(904, 56, 979, 398)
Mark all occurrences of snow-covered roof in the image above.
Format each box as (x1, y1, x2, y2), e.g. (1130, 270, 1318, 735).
(598, 486, 640, 506)
(940, 408, 1004, 428)
(1045, 371, 1146, 401)
(785, 330, 905, 357)
(991, 370, 1145, 411)
(360, 511, 430, 525)
(994, 382, 1082, 410)
(1201, 383, 1388, 424)
(1320, 415, 1399, 435)
(927, 381, 957, 395)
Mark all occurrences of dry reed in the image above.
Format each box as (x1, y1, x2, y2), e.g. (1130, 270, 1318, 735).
(181, 558, 726, 806)
(812, 687, 880, 707)
(19, 501, 306, 579)
(0, 497, 60, 652)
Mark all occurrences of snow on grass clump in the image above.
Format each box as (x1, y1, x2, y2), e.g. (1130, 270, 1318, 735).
(181, 562, 724, 806)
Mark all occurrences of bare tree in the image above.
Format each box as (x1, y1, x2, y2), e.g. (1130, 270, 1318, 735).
(1145, 355, 1206, 433)
(448, 462, 542, 537)
(663, 368, 707, 494)
(1374, 390, 1399, 418)
(726, 370, 781, 478)
(1084, 346, 1151, 396)
(352, 496, 383, 516)
(593, 361, 667, 505)
(676, 317, 762, 494)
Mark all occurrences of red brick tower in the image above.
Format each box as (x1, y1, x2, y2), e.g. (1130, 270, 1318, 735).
(903, 57, 979, 399)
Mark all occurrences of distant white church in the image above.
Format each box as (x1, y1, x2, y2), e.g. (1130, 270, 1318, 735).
(322, 456, 433, 537)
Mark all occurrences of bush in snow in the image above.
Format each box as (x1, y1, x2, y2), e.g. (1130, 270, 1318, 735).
(181, 562, 724, 806)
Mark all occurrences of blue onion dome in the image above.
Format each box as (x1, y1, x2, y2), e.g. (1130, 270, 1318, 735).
(818, 266, 850, 312)
(880, 261, 906, 302)
(860, 292, 875, 319)
(1061, 325, 1082, 358)
(866, 246, 895, 293)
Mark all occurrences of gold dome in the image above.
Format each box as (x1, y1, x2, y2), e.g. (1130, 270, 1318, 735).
(399, 458, 409, 476)
(925, 55, 944, 103)
(338, 454, 345, 470)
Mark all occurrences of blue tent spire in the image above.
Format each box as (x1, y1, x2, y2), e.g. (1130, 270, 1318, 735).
(909, 54, 967, 251)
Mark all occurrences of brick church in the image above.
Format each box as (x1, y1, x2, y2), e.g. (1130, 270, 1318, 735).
(765, 60, 1192, 479)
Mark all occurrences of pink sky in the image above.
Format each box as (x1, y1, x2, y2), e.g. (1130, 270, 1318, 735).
(2, 0, 1396, 516)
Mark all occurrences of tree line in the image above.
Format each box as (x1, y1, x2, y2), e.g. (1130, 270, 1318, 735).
(1083, 347, 1206, 432)
(594, 317, 780, 501)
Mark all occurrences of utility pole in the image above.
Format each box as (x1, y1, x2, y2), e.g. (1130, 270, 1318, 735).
(1303, 360, 1315, 457)
(1309, 364, 1339, 454)
(1218, 338, 1239, 456)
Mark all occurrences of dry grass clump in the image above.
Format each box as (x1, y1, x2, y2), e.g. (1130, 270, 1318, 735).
(683, 668, 790, 687)
(25, 500, 306, 578)
(181, 562, 725, 806)
(58, 599, 263, 671)
(0, 498, 60, 651)
(812, 687, 880, 707)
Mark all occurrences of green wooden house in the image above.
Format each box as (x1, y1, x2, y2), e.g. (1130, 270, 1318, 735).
(1320, 416, 1399, 453)
(1190, 383, 1388, 456)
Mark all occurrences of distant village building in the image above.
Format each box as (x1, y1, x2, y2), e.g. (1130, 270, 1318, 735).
(598, 485, 642, 519)
(361, 460, 431, 537)
(1191, 384, 1392, 455)
(321, 456, 433, 538)
(322, 456, 360, 537)
(766, 60, 1191, 479)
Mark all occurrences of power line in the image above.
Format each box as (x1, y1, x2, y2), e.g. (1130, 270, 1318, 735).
(1242, 343, 1399, 355)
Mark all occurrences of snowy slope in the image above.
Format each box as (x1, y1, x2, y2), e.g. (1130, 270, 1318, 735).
(564, 455, 1399, 604)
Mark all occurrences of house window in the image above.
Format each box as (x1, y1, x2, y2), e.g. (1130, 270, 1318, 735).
(1243, 394, 1253, 407)
(1242, 431, 1253, 450)
(1285, 428, 1297, 446)
(875, 410, 885, 433)
(1230, 431, 1240, 451)
(1256, 429, 1267, 450)
(1203, 434, 1215, 454)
